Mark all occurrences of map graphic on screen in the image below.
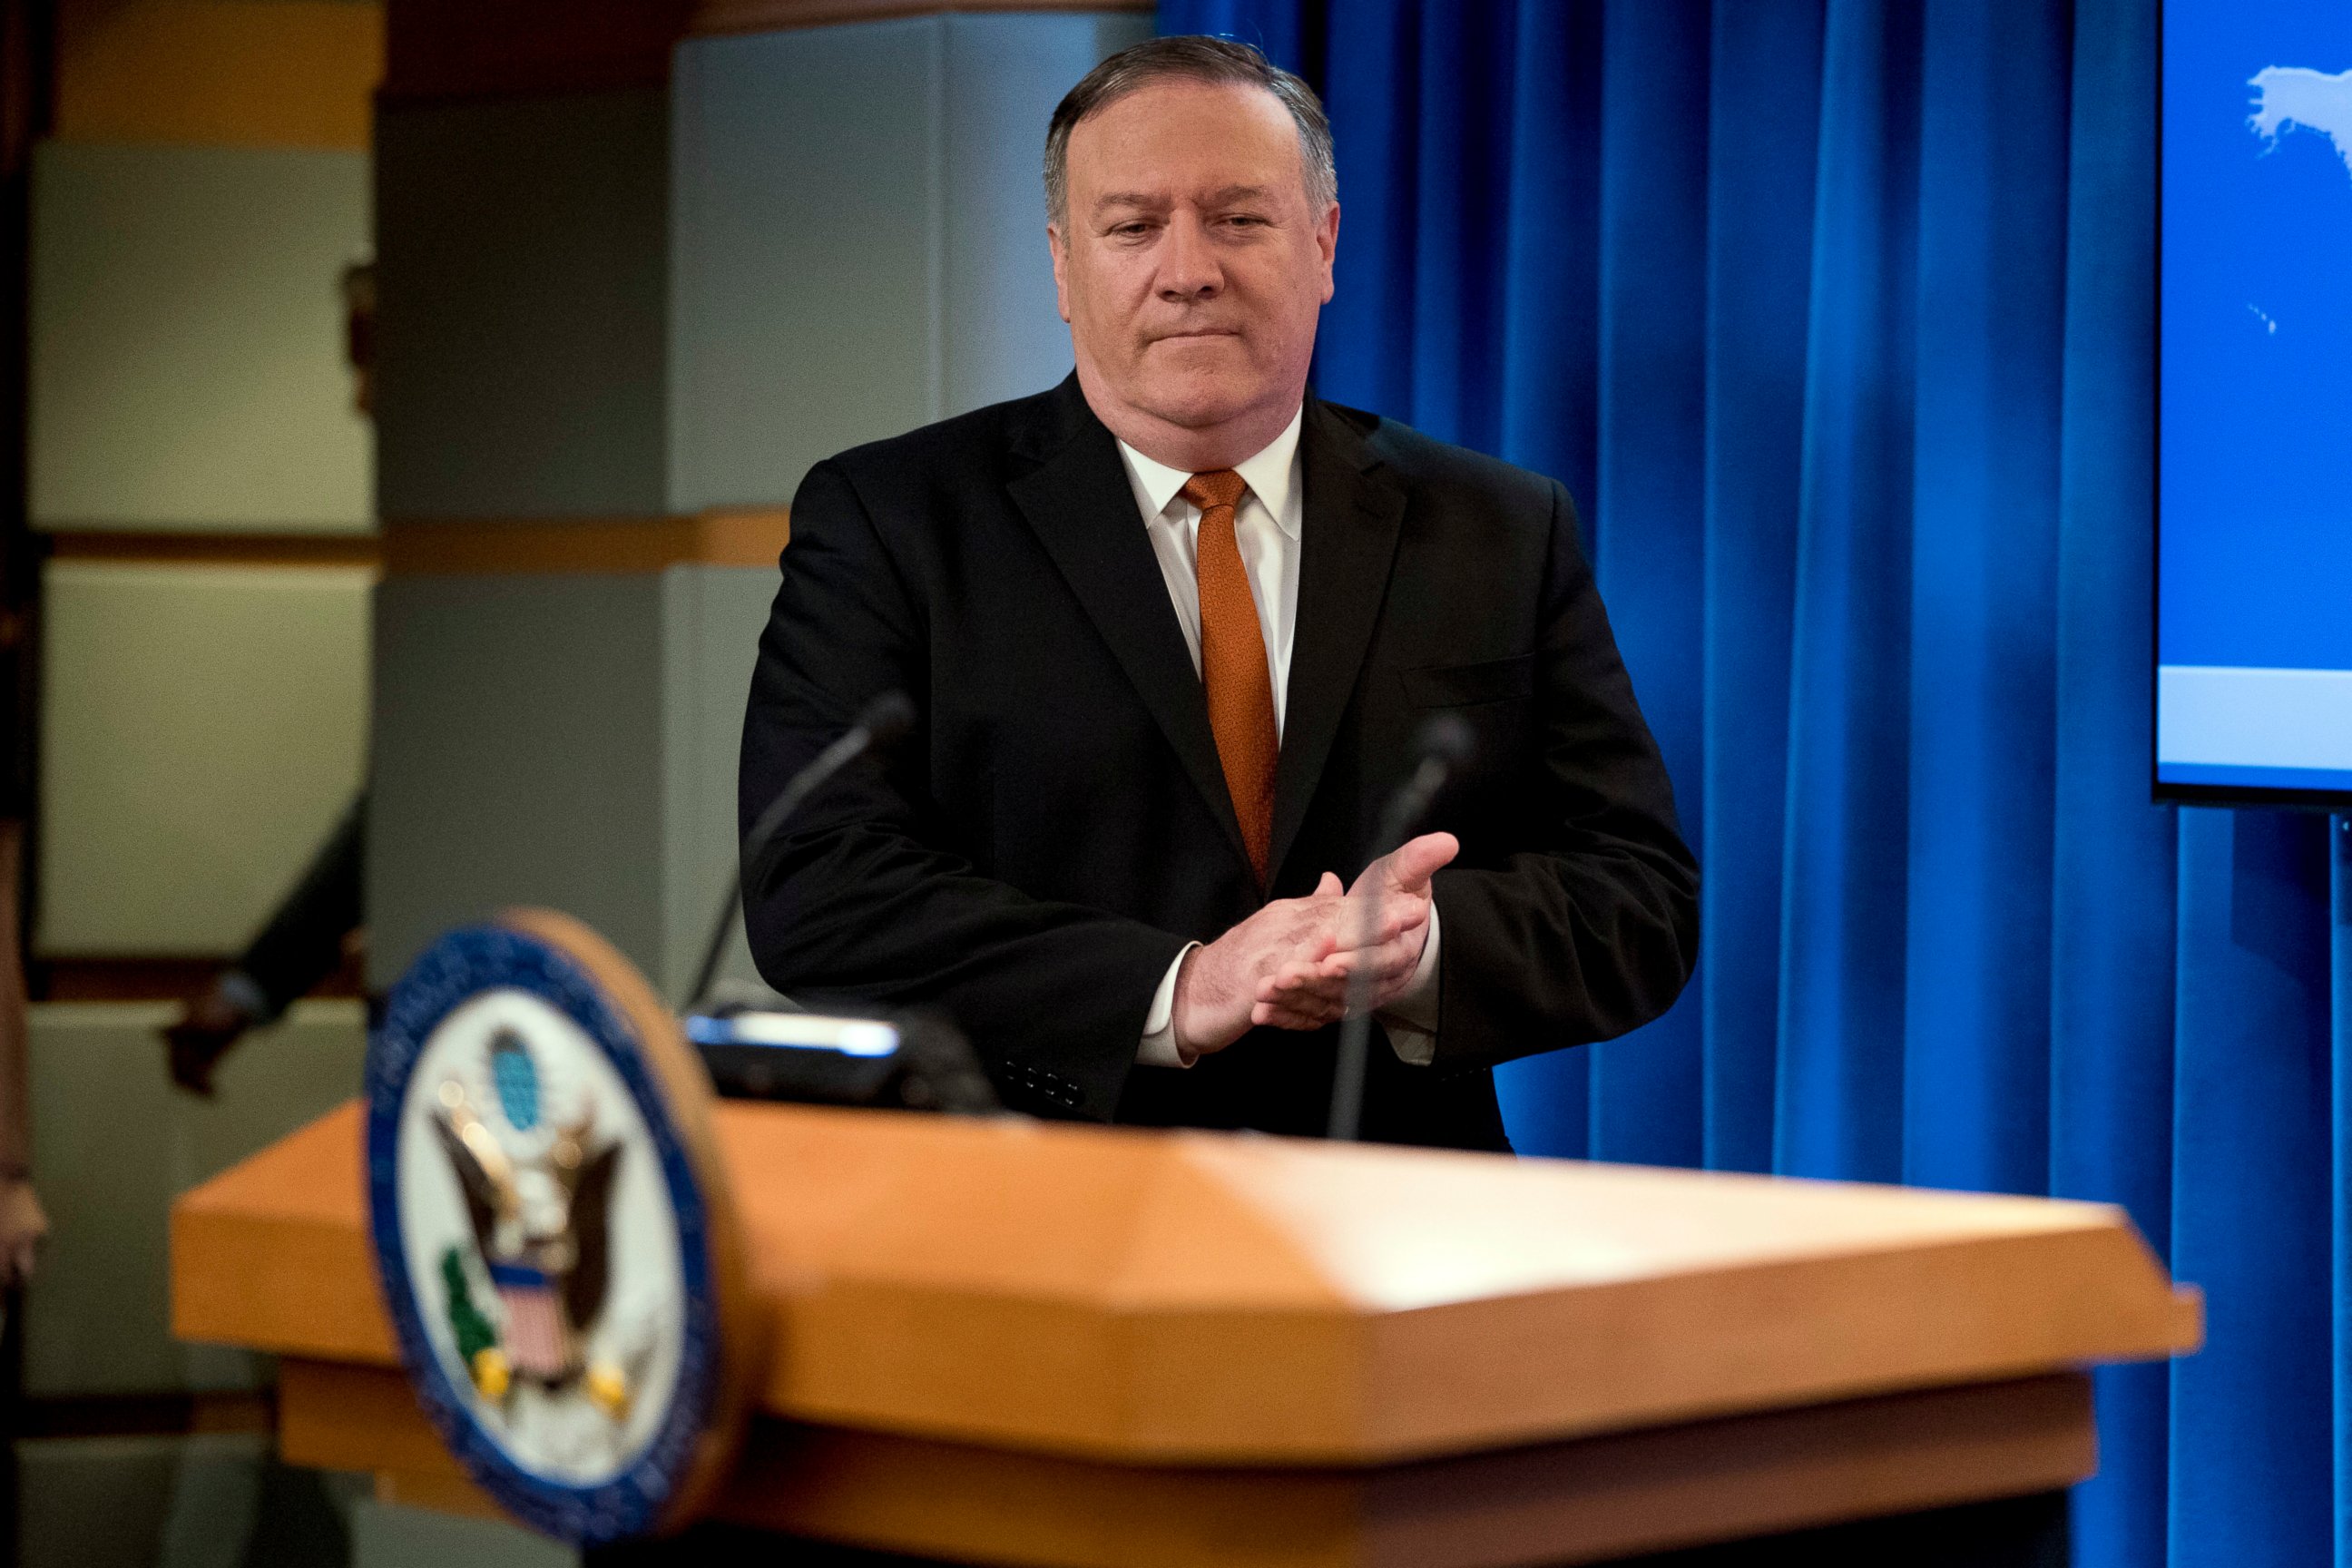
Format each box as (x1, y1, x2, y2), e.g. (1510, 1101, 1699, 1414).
(2159, 1, 2352, 799)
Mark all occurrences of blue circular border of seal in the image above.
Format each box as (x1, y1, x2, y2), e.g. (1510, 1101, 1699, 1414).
(365, 922, 720, 1546)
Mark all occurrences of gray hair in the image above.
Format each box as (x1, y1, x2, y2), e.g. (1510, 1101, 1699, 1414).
(1044, 36, 1338, 228)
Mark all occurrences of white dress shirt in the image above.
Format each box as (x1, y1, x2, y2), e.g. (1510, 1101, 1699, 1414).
(1112, 408, 1441, 1070)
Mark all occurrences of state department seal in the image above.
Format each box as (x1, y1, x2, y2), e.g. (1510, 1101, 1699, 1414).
(366, 909, 753, 1544)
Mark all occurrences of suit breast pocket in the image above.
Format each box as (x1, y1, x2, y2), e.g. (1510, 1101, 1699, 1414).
(1400, 653, 1535, 709)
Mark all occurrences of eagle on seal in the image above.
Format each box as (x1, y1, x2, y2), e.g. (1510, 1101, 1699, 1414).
(431, 1029, 623, 1401)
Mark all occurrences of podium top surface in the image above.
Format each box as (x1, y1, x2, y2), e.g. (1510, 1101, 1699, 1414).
(174, 1100, 2198, 1465)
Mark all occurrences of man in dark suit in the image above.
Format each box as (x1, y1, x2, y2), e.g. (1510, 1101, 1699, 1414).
(739, 36, 1696, 1152)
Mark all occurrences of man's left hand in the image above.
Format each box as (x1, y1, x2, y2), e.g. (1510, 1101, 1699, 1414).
(1251, 832, 1457, 1030)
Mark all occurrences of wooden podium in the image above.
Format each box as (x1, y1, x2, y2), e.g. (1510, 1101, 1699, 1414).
(172, 1101, 2198, 1565)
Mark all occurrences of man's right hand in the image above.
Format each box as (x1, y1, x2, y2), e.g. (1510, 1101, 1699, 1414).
(1171, 873, 1428, 1059)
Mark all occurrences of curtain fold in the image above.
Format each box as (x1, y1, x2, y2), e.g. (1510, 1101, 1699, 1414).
(2334, 821, 2352, 1565)
(1585, 0, 1709, 1169)
(1773, 0, 1919, 1187)
(2048, 0, 2174, 1558)
(1901, 0, 2068, 1198)
(2169, 810, 2333, 1564)
(1150, 1, 2348, 1562)
(1697, 0, 1817, 1178)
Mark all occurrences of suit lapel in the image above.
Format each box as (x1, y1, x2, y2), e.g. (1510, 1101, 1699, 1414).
(1006, 381, 1252, 871)
(1270, 397, 1406, 883)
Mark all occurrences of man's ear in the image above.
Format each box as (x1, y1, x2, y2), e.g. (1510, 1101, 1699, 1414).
(1047, 223, 1073, 324)
(1316, 201, 1340, 305)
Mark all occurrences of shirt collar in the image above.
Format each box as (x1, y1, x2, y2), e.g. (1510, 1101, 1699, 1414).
(1117, 405, 1306, 540)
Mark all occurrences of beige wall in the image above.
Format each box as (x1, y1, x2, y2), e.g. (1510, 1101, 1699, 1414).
(24, 999, 368, 1396)
(31, 142, 373, 534)
(37, 561, 371, 956)
(30, 4, 380, 960)
(15, 8, 386, 1563)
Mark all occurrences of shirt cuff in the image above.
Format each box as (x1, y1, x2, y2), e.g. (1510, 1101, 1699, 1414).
(214, 969, 278, 1026)
(1374, 903, 1441, 1066)
(1138, 944, 1201, 1069)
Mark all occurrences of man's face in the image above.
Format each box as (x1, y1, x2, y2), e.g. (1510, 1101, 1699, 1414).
(1050, 79, 1338, 450)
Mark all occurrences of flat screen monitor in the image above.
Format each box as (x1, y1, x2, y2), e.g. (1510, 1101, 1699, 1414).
(2157, 0, 2352, 806)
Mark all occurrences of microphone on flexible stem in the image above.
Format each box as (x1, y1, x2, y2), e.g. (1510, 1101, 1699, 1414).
(1326, 713, 1475, 1143)
(686, 691, 918, 1010)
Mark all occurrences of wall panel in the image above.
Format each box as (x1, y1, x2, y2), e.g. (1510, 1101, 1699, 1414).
(368, 574, 665, 986)
(660, 564, 780, 996)
(30, 144, 372, 532)
(55, 0, 383, 149)
(668, 20, 945, 511)
(350, 1495, 574, 1568)
(24, 1000, 368, 1397)
(667, 12, 1148, 512)
(375, 91, 670, 521)
(940, 11, 1151, 414)
(37, 561, 371, 957)
(370, 11, 1149, 1014)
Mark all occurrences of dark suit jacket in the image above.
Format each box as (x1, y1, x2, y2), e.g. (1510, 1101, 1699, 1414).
(739, 376, 1697, 1152)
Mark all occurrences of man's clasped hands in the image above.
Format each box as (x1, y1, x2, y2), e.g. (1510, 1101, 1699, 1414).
(1170, 832, 1458, 1058)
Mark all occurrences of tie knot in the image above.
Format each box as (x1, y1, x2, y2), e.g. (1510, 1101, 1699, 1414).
(1181, 469, 1248, 514)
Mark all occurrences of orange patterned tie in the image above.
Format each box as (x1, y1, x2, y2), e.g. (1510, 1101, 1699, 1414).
(1181, 469, 1278, 885)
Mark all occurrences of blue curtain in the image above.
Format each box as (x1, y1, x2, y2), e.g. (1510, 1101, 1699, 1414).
(1155, 2, 2352, 1563)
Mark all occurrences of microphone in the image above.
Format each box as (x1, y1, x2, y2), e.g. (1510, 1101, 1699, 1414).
(686, 691, 916, 1009)
(1326, 714, 1475, 1142)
